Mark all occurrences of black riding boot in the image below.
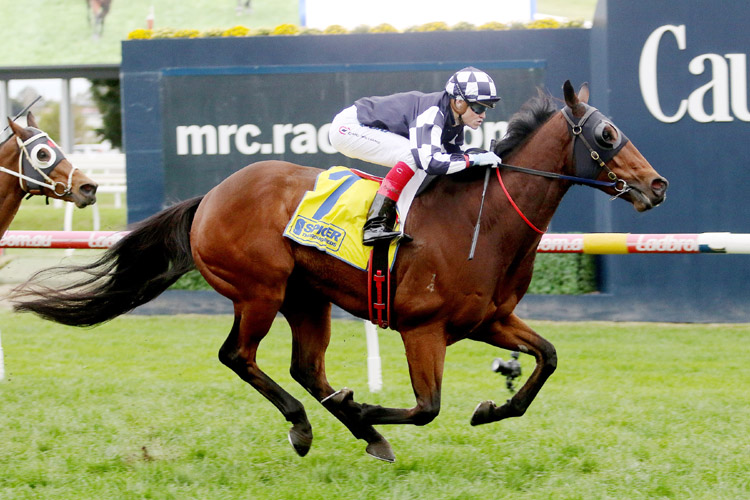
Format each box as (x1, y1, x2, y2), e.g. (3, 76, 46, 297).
(362, 193, 404, 245)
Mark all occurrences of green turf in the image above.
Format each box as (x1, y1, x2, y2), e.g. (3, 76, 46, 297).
(7, 194, 126, 233)
(2, 1, 596, 67)
(1, 0, 299, 66)
(0, 313, 747, 499)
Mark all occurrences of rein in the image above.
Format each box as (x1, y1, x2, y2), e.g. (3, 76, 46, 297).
(495, 161, 618, 189)
(496, 168, 546, 234)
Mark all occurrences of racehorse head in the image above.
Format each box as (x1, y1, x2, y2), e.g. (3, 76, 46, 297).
(4, 113, 98, 208)
(562, 81, 668, 211)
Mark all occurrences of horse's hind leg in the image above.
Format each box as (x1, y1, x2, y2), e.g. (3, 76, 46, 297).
(312, 325, 447, 429)
(282, 294, 395, 462)
(219, 303, 314, 457)
(469, 313, 557, 425)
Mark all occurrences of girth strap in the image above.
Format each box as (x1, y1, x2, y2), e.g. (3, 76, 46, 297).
(368, 241, 392, 329)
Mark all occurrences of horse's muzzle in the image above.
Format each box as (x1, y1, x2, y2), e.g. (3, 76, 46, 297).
(73, 183, 98, 208)
(632, 176, 668, 212)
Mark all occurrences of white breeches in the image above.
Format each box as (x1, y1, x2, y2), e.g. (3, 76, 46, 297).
(329, 105, 427, 222)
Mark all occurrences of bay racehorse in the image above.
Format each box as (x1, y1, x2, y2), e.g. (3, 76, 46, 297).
(1, 113, 97, 236)
(12, 82, 667, 462)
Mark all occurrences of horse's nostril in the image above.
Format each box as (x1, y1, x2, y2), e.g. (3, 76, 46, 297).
(81, 183, 98, 197)
(651, 177, 668, 195)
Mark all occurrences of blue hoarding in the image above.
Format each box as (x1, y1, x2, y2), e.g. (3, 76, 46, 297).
(121, 0, 750, 322)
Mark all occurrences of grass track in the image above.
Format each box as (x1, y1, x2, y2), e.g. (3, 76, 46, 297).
(1, 312, 748, 499)
(2, 1, 596, 67)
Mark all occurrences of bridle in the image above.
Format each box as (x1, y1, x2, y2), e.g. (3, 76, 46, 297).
(560, 103, 631, 196)
(469, 103, 636, 254)
(495, 103, 632, 195)
(0, 129, 77, 197)
(495, 103, 637, 228)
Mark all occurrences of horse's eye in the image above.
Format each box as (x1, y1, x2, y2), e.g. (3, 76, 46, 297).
(602, 126, 617, 143)
(30, 144, 57, 168)
(594, 122, 620, 149)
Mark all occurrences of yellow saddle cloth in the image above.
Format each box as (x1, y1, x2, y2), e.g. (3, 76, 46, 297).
(283, 166, 399, 271)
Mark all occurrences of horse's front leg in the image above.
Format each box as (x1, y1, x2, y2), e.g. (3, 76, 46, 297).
(330, 327, 447, 427)
(469, 313, 557, 425)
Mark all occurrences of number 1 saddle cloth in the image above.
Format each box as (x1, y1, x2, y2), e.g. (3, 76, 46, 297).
(283, 166, 400, 272)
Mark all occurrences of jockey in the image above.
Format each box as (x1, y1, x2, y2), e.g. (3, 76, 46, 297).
(329, 66, 503, 245)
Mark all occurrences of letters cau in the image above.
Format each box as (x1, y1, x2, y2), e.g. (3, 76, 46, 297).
(640, 24, 750, 123)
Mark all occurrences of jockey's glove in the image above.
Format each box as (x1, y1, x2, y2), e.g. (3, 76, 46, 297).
(469, 151, 502, 167)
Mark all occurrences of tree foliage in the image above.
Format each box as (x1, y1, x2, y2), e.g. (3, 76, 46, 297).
(89, 79, 122, 149)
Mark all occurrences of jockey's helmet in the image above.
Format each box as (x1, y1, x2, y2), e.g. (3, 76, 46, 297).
(445, 67, 501, 108)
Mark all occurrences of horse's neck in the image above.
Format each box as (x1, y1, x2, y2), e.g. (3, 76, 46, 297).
(491, 113, 573, 234)
(0, 173, 24, 235)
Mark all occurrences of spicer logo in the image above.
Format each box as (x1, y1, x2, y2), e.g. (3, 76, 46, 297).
(290, 215, 346, 252)
(292, 217, 307, 236)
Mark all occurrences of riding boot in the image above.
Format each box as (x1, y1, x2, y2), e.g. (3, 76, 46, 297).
(362, 193, 403, 245)
(362, 161, 415, 246)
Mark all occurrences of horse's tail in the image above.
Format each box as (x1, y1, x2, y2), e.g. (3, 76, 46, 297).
(12, 196, 204, 327)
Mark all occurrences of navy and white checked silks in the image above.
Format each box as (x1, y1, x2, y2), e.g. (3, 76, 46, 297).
(445, 66, 500, 103)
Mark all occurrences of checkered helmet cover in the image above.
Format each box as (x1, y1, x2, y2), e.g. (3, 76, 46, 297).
(445, 67, 500, 102)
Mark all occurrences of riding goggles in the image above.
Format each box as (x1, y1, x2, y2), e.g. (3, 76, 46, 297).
(467, 100, 495, 114)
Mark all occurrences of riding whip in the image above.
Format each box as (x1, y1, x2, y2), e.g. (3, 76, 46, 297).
(468, 139, 496, 260)
(0, 95, 42, 139)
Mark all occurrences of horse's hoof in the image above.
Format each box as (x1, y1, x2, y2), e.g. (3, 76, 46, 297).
(470, 400, 497, 426)
(288, 423, 313, 457)
(366, 438, 395, 463)
(321, 387, 354, 407)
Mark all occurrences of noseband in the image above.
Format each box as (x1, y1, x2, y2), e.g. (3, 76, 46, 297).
(0, 129, 76, 197)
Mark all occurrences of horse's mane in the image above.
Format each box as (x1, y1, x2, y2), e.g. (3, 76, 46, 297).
(427, 89, 559, 188)
(495, 89, 559, 157)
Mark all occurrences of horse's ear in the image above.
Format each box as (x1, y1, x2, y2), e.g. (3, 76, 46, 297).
(7, 117, 25, 138)
(26, 112, 38, 128)
(563, 80, 578, 108)
(563, 80, 588, 117)
(578, 82, 590, 104)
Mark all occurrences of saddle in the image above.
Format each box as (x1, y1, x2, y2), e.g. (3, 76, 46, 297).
(283, 166, 408, 328)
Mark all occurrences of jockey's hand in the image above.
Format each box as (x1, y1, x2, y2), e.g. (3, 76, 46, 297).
(469, 151, 502, 167)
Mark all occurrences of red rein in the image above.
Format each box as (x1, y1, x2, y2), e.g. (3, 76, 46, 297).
(496, 168, 546, 235)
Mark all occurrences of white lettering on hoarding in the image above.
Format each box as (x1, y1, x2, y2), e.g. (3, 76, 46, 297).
(537, 236, 583, 252)
(176, 121, 507, 156)
(87, 232, 124, 249)
(632, 234, 699, 253)
(176, 125, 218, 154)
(639, 24, 750, 123)
(0, 233, 53, 248)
